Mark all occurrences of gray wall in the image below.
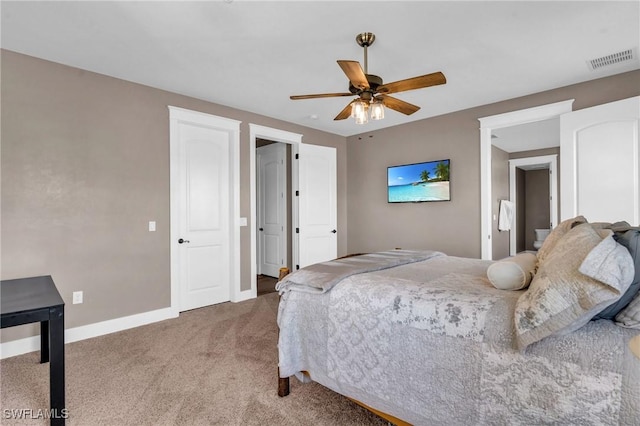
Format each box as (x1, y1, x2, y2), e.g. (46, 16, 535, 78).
(516, 168, 526, 253)
(1, 50, 347, 342)
(3, 48, 639, 344)
(491, 146, 510, 260)
(347, 69, 640, 258)
(524, 169, 551, 251)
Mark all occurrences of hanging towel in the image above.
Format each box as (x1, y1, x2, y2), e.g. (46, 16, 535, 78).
(498, 200, 514, 231)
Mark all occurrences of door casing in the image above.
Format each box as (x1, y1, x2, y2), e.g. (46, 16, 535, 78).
(478, 100, 574, 260)
(250, 124, 302, 298)
(508, 155, 558, 255)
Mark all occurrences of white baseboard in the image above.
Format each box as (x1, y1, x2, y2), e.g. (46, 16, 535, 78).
(0, 307, 177, 360)
(232, 289, 254, 303)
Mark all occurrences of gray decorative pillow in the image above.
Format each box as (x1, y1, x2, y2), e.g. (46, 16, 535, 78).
(536, 216, 587, 264)
(594, 228, 640, 320)
(514, 224, 634, 350)
(487, 252, 537, 291)
(615, 293, 640, 328)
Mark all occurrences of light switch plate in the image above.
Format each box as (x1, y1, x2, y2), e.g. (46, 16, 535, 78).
(239, 217, 247, 227)
(149, 221, 156, 232)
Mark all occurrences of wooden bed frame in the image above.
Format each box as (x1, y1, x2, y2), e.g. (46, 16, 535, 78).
(276, 265, 412, 426)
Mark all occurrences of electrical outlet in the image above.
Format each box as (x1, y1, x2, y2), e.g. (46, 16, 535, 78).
(72, 291, 83, 304)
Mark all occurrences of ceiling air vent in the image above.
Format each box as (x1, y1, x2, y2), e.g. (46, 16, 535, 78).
(588, 49, 634, 71)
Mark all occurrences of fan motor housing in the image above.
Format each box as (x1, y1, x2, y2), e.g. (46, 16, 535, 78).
(349, 74, 383, 95)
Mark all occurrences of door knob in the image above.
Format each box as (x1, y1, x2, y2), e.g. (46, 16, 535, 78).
(178, 238, 190, 244)
(331, 229, 337, 234)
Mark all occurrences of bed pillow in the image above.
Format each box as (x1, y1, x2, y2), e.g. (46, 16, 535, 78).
(615, 293, 640, 329)
(514, 223, 634, 350)
(593, 228, 640, 320)
(487, 252, 537, 290)
(536, 215, 587, 264)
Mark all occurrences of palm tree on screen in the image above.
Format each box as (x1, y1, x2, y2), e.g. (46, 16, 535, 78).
(435, 162, 449, 181)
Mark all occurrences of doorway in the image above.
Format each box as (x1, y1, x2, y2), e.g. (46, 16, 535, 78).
(509, 155, 557, 255)
(256, 140, 291, 293)
(478, 100, 574, 260)
(249, 124, 338, 298)
(250, 125, 302, 299)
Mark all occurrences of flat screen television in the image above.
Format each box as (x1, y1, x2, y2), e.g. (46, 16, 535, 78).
(387, 159, 450, 203)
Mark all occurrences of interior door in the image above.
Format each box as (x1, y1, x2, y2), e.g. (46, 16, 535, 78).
(560, 96, 640, 224)
(177, 121, 231, 311)
(297, 143, 337, 268)
(257, 143, 286, 277)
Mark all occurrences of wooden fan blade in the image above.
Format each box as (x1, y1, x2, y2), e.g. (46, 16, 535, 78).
(378, 95, 420, 115)
(334, 100, 356, 120)
(290, 92, 354, 100)
(337, 60, 369, 90)
(376, 72, 446, 95)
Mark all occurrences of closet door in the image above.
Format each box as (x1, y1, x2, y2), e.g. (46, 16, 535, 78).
(560, 96, 639, 225)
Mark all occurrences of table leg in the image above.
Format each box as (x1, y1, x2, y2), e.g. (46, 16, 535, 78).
(49, 306, 65, 426)
(40, 320, 50, 363)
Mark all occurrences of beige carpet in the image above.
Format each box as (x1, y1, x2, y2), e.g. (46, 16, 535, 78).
(0, 293, 387, 425)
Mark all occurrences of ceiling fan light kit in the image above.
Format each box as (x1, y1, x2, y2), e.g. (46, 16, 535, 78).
(290, 32, 446, 125)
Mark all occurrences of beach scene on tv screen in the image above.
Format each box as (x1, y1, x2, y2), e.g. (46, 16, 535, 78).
(388, 159, 450, 202)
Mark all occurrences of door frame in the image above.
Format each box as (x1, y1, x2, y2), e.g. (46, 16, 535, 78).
(478, 99, 574, 260)
(249, 124, 302, 298)
(256, 142, 288, 277)
(508, 154, 558, 255)
(169, 106, 242, 317)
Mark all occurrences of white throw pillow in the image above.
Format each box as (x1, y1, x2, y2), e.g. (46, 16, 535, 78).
(487, 252, 538, 291)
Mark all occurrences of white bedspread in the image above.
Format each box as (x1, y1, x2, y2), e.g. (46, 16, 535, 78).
(277, 255, 640, 425)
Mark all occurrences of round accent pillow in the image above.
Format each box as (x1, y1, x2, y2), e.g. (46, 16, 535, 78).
(487, 252, 538, 291)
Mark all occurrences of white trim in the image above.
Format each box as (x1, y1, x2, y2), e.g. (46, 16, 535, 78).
(168, 106, 242, 312)
(478, 100, 574, 260)
(508, 155, 558, 255)
(0, 307, 176, 360)
(249, 124, 302, 298)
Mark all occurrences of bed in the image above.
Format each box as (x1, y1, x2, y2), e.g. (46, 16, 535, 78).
(276, 219, 640, 425)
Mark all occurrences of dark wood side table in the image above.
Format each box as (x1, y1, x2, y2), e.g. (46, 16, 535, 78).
(1, 275, 66, 425)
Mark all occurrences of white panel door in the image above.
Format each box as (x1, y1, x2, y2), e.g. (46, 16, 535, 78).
(257, 143, 286, 277)
(178, 122, 231, 311)
(560, 96, 640, 225)
(298, 144, 337, 268)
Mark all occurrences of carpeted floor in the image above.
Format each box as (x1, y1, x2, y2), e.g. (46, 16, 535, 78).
(0, 293, 387, 425)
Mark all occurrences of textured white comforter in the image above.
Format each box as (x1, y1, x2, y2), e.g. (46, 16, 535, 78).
(277, 255, 640, 425)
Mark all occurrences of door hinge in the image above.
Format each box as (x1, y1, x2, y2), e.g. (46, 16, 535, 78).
(296, 228, 299, 233)
(295, 190, 299, 196)
(296, 264, 300, 270)
(295, 153, 299, 160)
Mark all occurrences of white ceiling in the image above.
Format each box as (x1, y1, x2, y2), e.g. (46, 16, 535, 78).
(1, 1, 639, 137)
(491, 117, 559, 153)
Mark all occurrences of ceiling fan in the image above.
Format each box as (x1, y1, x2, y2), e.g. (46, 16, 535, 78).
(290, 32, 446, 122)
